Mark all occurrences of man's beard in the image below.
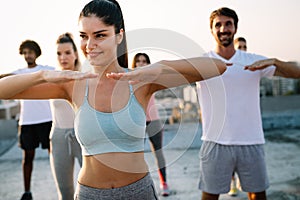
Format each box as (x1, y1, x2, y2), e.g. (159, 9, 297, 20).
(220, 39, 232, 47)
(217, 33, 233, 47)
(27, 61, 34, 65)
(26, 58, 34, 66)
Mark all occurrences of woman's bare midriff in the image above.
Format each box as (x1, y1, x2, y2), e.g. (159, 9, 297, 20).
(77, 152, 149, 189)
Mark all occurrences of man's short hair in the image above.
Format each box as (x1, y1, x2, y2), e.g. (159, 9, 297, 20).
(210, 7, 239, 30)
(19, 40, 42, 58)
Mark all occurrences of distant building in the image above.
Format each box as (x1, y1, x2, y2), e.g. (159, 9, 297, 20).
(271, 77, 296, 96)
(260, 77, 273, 97)
(260, 77, 298, 96)
(296, 80, 300, 94)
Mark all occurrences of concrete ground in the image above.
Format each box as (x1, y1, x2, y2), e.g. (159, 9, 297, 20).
(0, 123, 300, 200)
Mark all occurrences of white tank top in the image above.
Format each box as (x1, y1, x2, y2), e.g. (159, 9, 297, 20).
(50, 99, 75, 129)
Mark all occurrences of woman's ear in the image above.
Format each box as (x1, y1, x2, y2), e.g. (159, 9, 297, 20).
(116, 29, 124, 44)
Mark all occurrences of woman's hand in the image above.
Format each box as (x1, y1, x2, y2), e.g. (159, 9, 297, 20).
(106, 66, 160, 84)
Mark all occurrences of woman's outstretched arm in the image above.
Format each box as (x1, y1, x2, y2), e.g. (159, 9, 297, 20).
(107, 57, 227, 91)
(0, 70, 98, 100)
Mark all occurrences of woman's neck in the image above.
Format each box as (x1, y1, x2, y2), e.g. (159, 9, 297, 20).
(93, 62, 124, 75)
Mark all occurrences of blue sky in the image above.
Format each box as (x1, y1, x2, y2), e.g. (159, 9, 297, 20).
(0, 0, 299, 73)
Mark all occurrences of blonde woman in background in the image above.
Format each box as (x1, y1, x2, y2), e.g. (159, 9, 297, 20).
(49, 33, 82, 200)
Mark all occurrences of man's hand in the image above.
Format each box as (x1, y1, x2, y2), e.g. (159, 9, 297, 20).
(244, 59, 275, 71)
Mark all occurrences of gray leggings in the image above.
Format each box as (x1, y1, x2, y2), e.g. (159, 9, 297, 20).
(74, 173, 158, 200)
(50, 127, 82, 200)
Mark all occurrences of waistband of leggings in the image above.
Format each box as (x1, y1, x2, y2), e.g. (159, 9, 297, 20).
(77, 173, 153, 195)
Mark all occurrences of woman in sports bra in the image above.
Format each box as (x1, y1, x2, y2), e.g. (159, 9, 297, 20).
(0, 0, 227, 199)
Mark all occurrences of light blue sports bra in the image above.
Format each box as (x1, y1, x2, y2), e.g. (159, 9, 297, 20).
(74, 80, 146, 156)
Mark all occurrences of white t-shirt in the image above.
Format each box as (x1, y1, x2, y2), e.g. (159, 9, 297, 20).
(13, 65, 54, 125)
(196, 50, 276, 145)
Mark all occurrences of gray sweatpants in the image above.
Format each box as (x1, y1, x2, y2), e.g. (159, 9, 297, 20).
(50, 127, 82, 200)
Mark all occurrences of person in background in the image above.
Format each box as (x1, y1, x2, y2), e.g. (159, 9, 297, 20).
(12, 40, 54, 200)
(132, 52, 170, 196)
(226, 36, 248, 197)
(49, 32, 82, 200)
(234, 37, 247, 51)
(196, 7, 300, 200)
(0, 0, 227, 199)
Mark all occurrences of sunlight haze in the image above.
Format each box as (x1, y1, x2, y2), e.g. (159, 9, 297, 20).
(0, 0, 299, 73)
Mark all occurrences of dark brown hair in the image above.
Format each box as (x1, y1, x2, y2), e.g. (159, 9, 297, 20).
(79, 0, 128, 68)
(210, 7, 239, 30)
(19, 40, 42, 58)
